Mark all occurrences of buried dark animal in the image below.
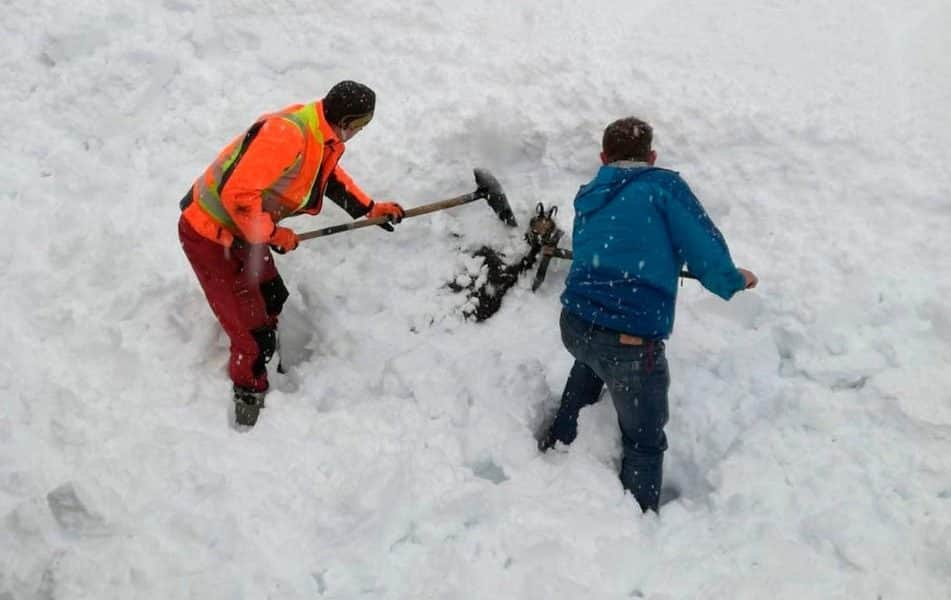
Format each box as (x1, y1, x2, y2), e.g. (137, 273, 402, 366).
(450, 203, 564, 321)
(449, 245, 543, 321)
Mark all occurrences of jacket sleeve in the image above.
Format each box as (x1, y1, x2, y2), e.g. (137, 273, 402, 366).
(325, 165, 375, 218)
(664, 176, 746, 300)
(220, 118, 304, 244)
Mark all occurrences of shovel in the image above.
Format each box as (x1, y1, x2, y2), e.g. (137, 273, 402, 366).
(298, 169, 516, 241)
(533, 246, 698, 288)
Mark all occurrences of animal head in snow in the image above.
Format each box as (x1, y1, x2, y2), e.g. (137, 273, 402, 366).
(323, 80, 376, 131)
(526, 202, 563, 249)
(601, 116, 654, 163)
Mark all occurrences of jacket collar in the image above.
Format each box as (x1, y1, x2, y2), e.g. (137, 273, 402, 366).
(315, 101, 343, 146)
(607, 160, 650, 169)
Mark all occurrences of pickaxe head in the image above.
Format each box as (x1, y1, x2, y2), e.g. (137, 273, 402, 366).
(474, 168, 518, 228)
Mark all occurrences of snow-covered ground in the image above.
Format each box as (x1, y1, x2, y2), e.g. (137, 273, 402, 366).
(3, 1, 951, 598)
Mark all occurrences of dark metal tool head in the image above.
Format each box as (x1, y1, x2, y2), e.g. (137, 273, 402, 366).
(473, 168, 518, 227)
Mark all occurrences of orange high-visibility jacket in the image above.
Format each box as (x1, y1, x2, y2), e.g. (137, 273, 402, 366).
(182, 101, 374, 247)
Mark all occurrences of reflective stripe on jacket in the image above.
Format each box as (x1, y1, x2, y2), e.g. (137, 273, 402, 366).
(182, 101, 373, 247)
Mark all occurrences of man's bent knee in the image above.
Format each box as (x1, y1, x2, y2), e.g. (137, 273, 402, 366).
(260, 276, 289, 317)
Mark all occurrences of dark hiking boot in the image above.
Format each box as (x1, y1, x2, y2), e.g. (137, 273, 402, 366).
(233, 386, 266, 427)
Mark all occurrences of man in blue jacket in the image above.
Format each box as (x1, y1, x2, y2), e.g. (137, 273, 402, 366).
(538, 117, 758, 513)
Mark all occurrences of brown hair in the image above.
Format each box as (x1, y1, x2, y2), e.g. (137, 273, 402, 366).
(602, 117, 653, 163)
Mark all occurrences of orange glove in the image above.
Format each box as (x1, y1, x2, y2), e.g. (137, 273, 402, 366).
(268, 226, 299, 254)
(367, 201, 405, 224)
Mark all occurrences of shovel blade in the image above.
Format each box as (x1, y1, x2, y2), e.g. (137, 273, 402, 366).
(474, 168, 518, 227)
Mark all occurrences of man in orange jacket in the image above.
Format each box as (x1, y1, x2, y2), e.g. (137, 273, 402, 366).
(178, 80, 405, 426)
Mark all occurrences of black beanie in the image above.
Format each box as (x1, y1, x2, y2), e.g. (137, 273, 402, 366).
(323, 81, 375, 127)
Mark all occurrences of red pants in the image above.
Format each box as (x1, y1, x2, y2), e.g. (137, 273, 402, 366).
(179, 215, 288, 392)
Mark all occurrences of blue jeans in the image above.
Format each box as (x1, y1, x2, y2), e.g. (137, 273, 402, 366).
(551, 309, 670, 512)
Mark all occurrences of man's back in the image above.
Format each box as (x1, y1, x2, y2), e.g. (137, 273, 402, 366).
(561, 163, 745, 338)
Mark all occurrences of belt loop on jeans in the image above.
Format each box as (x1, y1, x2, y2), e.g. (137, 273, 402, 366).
(645, 340, 656, 374)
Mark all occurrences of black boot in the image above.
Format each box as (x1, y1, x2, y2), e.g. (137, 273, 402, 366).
(233, 386, 266, 427)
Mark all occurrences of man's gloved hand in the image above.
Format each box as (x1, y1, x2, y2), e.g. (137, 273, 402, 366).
(367, 201, 405, 232)
(268, 226, 299, 254)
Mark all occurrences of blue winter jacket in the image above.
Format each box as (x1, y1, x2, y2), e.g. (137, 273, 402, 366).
(560, 163, 745, 338)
